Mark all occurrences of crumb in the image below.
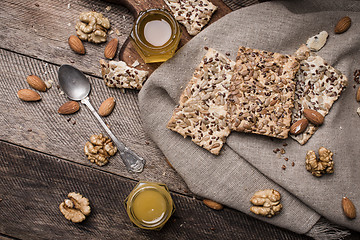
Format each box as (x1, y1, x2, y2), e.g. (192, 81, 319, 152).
(67, 118, 72, 122)
(69, 59, 75, 63)
(184, 189, 189, 193)
(67, 3, 71, 9)
(145, 141, 150, 145)
(57, 85, 61, 89)
(280, 148, 286, 154)
(285, 157, 289, 161)
(283, 143, 288, 147)
(210, 227, 215, 231)
(225, 52, 230, 56)
(354, 70, 360, 84)
(353, 85, 356, 89)
(204, 46, 209, 50)
(35, 3, 39, 7)
(72, 120, 76, 125)
(27, 129, 32, 132)
(105, 6, 112, 11)
(282, 165, 286, 170)
(292, 162, 295, 167)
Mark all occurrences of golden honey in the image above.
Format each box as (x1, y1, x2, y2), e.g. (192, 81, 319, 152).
(130, 9, 181, 63)
(125, 181, 175, 230)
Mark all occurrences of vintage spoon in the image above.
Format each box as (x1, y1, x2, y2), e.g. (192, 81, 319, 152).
(58, 64, 145, 173)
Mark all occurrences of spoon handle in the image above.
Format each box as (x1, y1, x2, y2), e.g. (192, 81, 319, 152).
(81, 97, 145, 173)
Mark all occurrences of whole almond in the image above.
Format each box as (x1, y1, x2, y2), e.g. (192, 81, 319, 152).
(335, 16, 351, 34)
(27, 75, 47, 92)
(342, 197, 356, 219)
(303, 109, 324, 126)
(68, 35, 85, 54)
(104, 38, 118, 59)
(17, 89, 41, 101)
(356, 86, 360, 102)
(290, 119, 309, 135)
(203, 199, 223, 210)
(98, 97, 115, 117)
(58, 101, 80, 115)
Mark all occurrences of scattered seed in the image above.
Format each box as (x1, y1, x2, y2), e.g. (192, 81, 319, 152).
(282, 165, 286, 170)
(145, 141, 150, 145)
(35, 3, 39, 7)
(72, 120, 76, 125)
(285, 157, 289, 161)
(292, 162, 295, 167)
(204, 46, 209, 50)
(67, 118, 72, 122)
(280, 148, 286, 154)
(283, 143, 288, 147)
(27, 129, 32, 132)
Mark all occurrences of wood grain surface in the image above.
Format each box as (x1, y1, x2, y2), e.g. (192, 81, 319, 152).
(0, 141, 310, 240)
(0, 0, 359, 239)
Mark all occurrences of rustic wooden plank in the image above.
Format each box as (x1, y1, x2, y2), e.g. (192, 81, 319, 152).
(0, 48, 189, 193)
(0, 140, 311, 240)
(0, 0, 134, 76)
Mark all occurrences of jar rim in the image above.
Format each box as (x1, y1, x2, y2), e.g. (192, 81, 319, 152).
(131, 8, 180, 50)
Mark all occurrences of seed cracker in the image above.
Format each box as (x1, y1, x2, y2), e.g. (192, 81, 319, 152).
(167, 48, 235, 155)
(164, 0, 217, 36)
(228, 46, 300, 139)
(100, 59, 149, 90)
(291, 45, 348, 145)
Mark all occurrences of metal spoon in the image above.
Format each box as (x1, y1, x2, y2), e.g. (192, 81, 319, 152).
(58, 64, 145, 173)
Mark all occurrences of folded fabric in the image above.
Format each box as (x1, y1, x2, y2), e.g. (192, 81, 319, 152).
(139, 0, 360, 235)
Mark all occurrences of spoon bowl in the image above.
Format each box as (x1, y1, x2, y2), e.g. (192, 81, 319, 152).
(58, 65, 91, 101)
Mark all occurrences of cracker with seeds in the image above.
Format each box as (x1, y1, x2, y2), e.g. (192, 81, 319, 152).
(291, 45, 348, 145)
(100, 59, 149, 90)
(228, 46, 300, 139)
(164, 0, 217, 36)
(167, 48, 235, 155)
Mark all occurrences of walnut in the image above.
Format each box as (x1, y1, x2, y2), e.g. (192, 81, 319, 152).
(84, 134, 117, 166)
(75, 11, 110, 43)
(305, 147, 334, 177)
(59, 192, 91, 223)
(250, 189, 282, 218)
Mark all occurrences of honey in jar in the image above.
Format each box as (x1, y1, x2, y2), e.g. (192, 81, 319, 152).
(130, 9, 181, 63)
(125, 181, 175, 230)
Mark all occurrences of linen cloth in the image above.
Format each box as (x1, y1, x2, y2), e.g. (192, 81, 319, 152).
(139, 0, 360, 234)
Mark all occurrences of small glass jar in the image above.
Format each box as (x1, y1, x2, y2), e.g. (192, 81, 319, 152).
(124, 181, 175, 230)
(130, 9, 181, 63)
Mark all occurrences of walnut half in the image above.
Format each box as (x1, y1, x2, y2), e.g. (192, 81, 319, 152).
(250, 189, 282, 218)
(305, 147, 334, 177)
(59, 192, 91, 223)
(84, 134, 117, 166)
(75, 11, 110, 43)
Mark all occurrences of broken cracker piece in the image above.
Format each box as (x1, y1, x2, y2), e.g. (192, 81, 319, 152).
(306, 31, 328, 51)
(291, 45, 348, 145)
(164, 0, 217, 36)
(100, 59, 148, 90)
(228, 46, 300, 139)
(167, 48, 235, 155)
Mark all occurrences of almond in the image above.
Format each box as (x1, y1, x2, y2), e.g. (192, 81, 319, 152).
(58, 101, 80, 115)
(342, 197, 356, 219)
(335, 16, 351, 34)
(26, 75, 47, 92)
(303, 109, 324, 126)
(17, 89, 41, 101)
(98, 97, 115, 117)
(104, 38, 118, 59)
(290, 119, 309, 135)
(68, 35, 85, 54)
(203, 199, 223, 210)
(356, 86, 360, 102)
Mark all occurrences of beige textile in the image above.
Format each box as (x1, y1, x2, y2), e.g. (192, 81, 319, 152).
(139, 0, 360, 234)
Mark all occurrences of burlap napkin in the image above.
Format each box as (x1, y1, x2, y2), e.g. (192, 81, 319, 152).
(139, 0, 360, 235)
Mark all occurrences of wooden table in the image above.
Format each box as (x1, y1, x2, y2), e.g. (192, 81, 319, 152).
(0, 0, 358, 239)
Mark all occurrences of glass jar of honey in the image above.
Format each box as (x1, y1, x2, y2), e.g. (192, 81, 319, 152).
(125, 181, 175, 230)
(130, 9, 181, 63)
